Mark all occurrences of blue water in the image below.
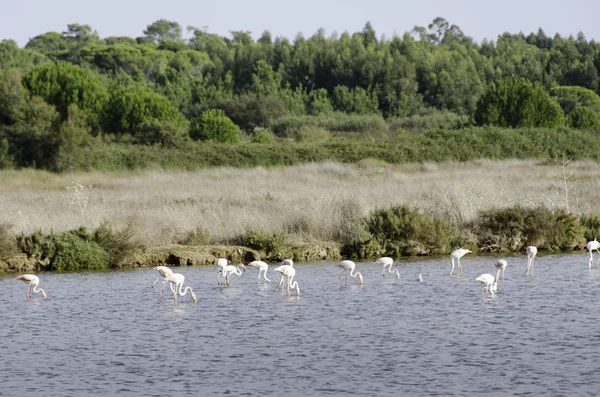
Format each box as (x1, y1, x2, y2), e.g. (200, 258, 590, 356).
(1, 254, 599, 396)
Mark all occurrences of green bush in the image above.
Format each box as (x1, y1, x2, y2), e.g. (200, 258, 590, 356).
(178, 226, 210, 245)
(580, 213, 600, 241)
(550, 86, 600, 116)
(239, 228, 295, 260)
(51, 231, 110, 271)
(475, 206, 582, 252)
(0, 222, 17, 260)
(93, 221, 140, 266)
(251, 128, 275, 144)
(474, 77, 564, 128)
(189, 109, 240, 143)
(135, 119, 190, 146)
(295, 125, 330, 142)
(388, 109, 470, 131)
(362, 204, 460, 257)
(566, 106, 600, 129)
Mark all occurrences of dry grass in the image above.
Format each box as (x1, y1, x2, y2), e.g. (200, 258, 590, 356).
(2, 159, 600, 246)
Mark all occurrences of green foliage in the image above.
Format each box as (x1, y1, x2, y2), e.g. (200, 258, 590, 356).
(0, 222, 17, 260)
(550, 86, 600, 116)
(270, 113, 389, 138)
(566, 106, 600, 129)
(189, 109, 240, 143)
(295, 125, 330, 142)
(239, 228, 295, 261)
(474, 77, 564, 128)
(178, 226, 211, 245)
(332, 86, 380, 115)
(93, 221, 139, 267)
(475, 206, 582, 252)
(580, 214, 600, 241)
(0, 39, 48, 70)
(251, 128, 275, 144)
(217, 94, 287, 132)
(51, 231, 110, 271)
(388, 109, 471, 131)
(102, 82, 187, 134)
(346, 204, 460, 258)
(16, 230, 56, 263)
(23, 61, 108, 131)
(144, 20, 183, 43)
(54, 104, 98, 172)
(135, 119, 189, 147)
(308, 89, 333, 115)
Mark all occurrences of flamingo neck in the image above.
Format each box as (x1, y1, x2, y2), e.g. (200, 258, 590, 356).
(32, 284, 46, 298)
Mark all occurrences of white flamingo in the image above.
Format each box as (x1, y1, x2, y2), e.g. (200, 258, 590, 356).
(476, 267, 501, 295)
(273, 264, 300, 296)
(246, 260, 271, 284)
(449, 248, 471, 275)
(586, 239, 600, 270)
(337, 260, 363, 284)
(222, 263, 246, 286)
(495, 259, 507, 285)
(16, 274, 46, 299)
(417, 273, 423, 282)
(151, 266, 175, 296)
(216, 258, 228, 285)
(274, 259, 294, 291)
(164, 273, 196, 303)
(374, 257, 400, 278)
(524, 246, 537, 276)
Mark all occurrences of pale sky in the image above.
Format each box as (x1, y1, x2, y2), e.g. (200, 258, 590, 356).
(2, 0, 599, 47)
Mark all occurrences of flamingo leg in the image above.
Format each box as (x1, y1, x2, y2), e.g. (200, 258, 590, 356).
(449, 259, 455, 275)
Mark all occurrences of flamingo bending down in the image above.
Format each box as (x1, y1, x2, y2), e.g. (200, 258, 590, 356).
(152, 266, 175, 296)
(246, 261, 271, 284)
(524, 246, 537, 276)
(164, 273, 196, 303)
(222, 263, 246, 286)
(476, 267, 501, 295)
(586, 239, 600, 270)
(495, 260, 507, 285)
(16, 274, 47, 299)
(273, 264, 300, 296)
(275, 259, 294, 291)
(374, 257, 400, 278)
(449, 248, 471, 275)
(338, 260, 363, 284)
(216, 258, 229, 285)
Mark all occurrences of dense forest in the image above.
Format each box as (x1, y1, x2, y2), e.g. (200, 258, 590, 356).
(1, 17, 600, 172)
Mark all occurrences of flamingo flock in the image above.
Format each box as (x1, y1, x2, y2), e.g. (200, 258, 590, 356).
(13, 241, 600, 301)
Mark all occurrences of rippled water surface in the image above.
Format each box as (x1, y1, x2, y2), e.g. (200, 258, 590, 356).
(2, 254, 600, 396)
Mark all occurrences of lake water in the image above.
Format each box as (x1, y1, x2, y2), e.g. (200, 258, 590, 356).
(1, 253, 600, 396)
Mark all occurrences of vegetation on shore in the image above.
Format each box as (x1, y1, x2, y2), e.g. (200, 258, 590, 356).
(1, 18, 600, 172)
(1, 160, 599, 273)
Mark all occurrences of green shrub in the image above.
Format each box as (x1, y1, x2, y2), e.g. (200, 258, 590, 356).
(475, 206, 582, 252)
(189, 109, 240, 143)
(51, 231, 110, 271)
(363, 204, 460, 257)
(251, 128, 275, 144)
(388, 109, 471, 131)
(239, 228, 295, 260)
(179, 226, 210, 245)
(93, 221, 140, 266)
(580, 213, 600, 241)
(16, 230, 56, 262)
(566, 106, 600, 129)
(135, 119, 189, 146)
(474, 77, 564, 128)
(295, 125, 330, 142)
(0, 222, 17, 260)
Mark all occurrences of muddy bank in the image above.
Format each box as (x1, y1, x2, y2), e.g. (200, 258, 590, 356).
(0, 242, 343, 274)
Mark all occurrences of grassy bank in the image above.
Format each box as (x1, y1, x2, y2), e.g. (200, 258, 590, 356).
(1, 160, 599, 272)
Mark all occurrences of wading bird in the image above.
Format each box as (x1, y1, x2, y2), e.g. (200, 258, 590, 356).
(586, 239, 600, 270)
(417, 273, 423, 282)
(216, 258, 228, 285)
(222, 263, 246, 286)
(151, 266, 175, 296)
(16, 274, 46, 299)
(495, 259, 507, 285)
(337, 260, 363, 285)
(274, 259, 294, 291)
(274, 264, 300, 296)
(374, 257, 400, 278)
(246, 260, 271, 284)
(476, 266, 501, 295)
(164, 273, 196, 303)
(449, 248, 471, 275)
(524, 246, 537, 276)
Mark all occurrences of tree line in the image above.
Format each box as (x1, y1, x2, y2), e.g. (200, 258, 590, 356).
(1, 17, 600, 171)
